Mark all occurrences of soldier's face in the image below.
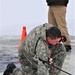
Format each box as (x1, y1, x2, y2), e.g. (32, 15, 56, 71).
(47, 37, 61, 45)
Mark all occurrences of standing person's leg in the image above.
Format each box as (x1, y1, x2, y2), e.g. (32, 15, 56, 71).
(48, 6, 57, 26)
(52, 6, 71, 51)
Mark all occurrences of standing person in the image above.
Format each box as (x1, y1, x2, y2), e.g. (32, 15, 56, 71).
(46, 0, 71, 51)
(18, 23, 66, 75)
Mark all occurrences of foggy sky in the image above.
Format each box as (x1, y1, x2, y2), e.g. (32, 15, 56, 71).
(0, 0, 75, 36)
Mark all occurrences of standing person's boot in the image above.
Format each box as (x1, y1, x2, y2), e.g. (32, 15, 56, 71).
(65, 45, 72, 51)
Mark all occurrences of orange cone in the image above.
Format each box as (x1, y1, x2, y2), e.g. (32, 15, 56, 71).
(20, 26, 27, 43)
(16, 26, 27, 49)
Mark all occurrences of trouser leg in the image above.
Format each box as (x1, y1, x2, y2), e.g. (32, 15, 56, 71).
(48, 6, 57, 26)
(48, 6, 71, 45)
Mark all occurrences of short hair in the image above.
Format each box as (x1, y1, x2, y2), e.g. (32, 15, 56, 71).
(46, 27, 61, 39)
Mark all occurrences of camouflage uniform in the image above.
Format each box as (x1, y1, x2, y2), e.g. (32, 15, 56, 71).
(18, 23, 66, 75)
(12, 68, 22, 75)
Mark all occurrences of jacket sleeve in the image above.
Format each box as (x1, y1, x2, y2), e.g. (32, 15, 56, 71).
(50, 44, 66, 74)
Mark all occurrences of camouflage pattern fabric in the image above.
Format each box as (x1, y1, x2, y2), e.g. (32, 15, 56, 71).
(12, 68, 22, 75)
(18, 23, 66, 75)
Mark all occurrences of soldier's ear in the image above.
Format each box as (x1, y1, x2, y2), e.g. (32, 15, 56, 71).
(47, 37, 51, 42)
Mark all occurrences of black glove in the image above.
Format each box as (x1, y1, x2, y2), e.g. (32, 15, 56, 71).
(3, 63, 16, 75)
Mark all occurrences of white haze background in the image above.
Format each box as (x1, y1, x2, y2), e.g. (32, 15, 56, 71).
(0, 0, 75, 36)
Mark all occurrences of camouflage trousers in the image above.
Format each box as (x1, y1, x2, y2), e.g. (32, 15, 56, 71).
(12, 68, 37, 75)
(12, 60, 60, 75)
(12, 66, 60, 75)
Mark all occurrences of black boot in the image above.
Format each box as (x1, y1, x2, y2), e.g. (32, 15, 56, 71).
(65, 45, 72, 51)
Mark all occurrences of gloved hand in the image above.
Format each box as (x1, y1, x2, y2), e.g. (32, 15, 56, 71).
(3, 63, 16, 75)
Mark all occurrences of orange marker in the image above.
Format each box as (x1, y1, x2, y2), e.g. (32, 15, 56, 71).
(16, 26, 27, 49)
(20, 26, 27, 43)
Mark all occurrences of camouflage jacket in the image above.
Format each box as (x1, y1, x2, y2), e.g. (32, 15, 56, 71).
(18, 23, 66, 75)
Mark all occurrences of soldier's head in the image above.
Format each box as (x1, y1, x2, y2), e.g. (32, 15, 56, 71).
(46, 27, 61, 45)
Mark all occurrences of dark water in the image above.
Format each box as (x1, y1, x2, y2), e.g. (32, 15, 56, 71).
(0, 36, 21, 72)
